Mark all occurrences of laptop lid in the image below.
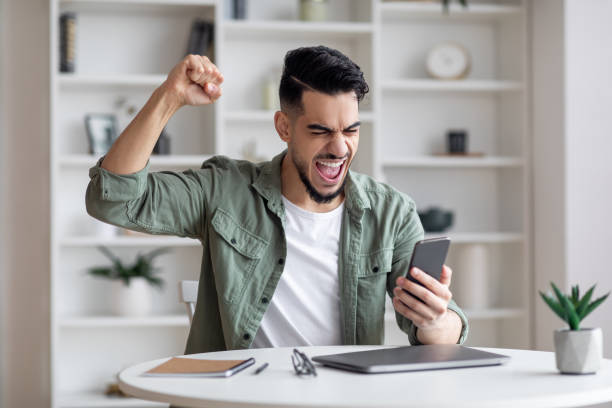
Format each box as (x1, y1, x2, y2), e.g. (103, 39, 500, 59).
(312, 345, 510, 374)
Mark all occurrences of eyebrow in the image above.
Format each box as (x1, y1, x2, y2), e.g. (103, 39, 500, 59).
(306, 121, 361, 132)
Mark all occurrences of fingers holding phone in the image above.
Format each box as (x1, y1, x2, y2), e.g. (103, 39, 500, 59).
(393, 268, 452, 330)
(392, 238, 454, 330)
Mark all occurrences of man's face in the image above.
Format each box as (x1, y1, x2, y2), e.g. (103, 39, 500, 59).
(286, 91, 360, 203)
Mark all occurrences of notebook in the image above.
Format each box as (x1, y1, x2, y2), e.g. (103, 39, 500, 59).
(143, 357, 255, 378)
(312, 345, 510, 374)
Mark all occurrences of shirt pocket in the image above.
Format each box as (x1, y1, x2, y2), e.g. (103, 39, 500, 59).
(210, 208, 268, 304)
(356, 248, 393, 342)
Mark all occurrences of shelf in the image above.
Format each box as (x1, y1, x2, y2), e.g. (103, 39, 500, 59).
(60, 0, 214, 5)
(58, 74, 166, 88)
(58, 155, 212, 168)
(224, 110, 375, 123)
(223, 20, 374, 40)
(383, 156, 524, 168)
(381, 79, 523, 93)
(380, 2, 523, 21)
(58, 392, 167, 408)
(385, 308, 524, 323)
(424, 232, 523, 244)
(60, 236, 201, 247)
(59, 0, 214, 14)
(60, 315, 189, 328)
(463, 308, 526, 320)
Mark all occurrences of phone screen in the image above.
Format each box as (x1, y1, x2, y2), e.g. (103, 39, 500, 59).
(406, 237, 451, 285)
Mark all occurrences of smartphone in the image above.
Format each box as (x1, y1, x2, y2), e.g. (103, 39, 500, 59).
(405, 237, 451, 286)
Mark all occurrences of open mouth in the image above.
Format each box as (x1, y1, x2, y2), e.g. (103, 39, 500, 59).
(314, 158, 347, 185)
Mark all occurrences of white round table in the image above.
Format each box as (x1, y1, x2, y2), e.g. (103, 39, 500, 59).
(118, 346, 612, 408)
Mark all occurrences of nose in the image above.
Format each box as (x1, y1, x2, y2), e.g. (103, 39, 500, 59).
(326, 131, 349, 159)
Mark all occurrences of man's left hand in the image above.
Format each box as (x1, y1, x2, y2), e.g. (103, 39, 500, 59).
(392, 265, 461, 344)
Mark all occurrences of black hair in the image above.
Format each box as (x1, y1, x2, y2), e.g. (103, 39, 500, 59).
(279, 45, 369, 115)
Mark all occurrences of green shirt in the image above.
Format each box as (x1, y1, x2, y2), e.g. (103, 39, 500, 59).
(86, 151, 468, 353)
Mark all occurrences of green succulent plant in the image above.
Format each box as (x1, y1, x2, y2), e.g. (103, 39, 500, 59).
(539, 283, 609, 330)
(87, 246, 169, 288)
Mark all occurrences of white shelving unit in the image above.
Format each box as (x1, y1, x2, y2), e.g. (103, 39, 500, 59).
(381, 78, 523, 92)
(50, 1, 215, 407)
(376, 0, 531, 349)
(50, 0, 531, 406)
(60, 315, 190, 328)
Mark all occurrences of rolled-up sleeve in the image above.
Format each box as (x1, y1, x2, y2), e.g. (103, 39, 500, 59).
(388, 200, 469, 345)
(86, 157, 208, 239)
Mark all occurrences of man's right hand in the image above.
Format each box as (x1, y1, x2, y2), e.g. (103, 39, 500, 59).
(101, 54, 223, 174)
(162, 54, 224, 107)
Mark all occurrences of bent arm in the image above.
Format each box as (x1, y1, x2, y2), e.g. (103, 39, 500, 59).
(101, 86, 180, 174)
(101, 54, 223, 174)
(86, 160, 209, 239)
(387, 201, 469, 345)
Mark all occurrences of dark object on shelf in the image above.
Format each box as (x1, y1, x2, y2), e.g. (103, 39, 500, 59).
(153, 127, 171, 155)
(232, 0, 247, 19)
(186, 19, 214, 57)
(447, 130, 468, 154)
(84, 114, 118, 155)
(418, 207, 454, 232)
(442, 0, 468, 13)
(59, 12, 76, 72)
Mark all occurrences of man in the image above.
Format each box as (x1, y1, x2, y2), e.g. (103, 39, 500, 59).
(86, 46, 468, 353)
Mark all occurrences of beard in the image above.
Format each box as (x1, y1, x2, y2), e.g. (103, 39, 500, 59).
(292, 152, 348, 204)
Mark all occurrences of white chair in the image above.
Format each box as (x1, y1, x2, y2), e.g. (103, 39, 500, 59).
(178, 280, 198, 323)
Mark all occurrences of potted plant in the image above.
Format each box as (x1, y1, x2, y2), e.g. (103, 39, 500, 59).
(88, 246, 169, 317)
(539, 283, 609, 374)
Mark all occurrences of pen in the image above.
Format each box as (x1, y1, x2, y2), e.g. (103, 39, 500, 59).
(254, 362, 269, 375)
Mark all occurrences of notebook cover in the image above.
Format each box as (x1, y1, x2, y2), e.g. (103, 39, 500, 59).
(144, 357, 249, 376)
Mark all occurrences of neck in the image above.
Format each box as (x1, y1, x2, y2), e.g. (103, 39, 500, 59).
(280, 154, 345, 213)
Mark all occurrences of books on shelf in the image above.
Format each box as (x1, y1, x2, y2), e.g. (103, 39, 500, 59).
(59, 12, 76, 73)
(186, 19, 214, 59)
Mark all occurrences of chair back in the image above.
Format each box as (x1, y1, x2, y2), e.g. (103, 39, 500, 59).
(178, 280, 198, 323)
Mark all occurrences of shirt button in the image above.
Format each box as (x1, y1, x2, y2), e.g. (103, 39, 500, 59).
(231, 238, 237, 245)
(243, 333, 251, 341)
(373, 266, 379, 273)
(278, 258, 284, 265)
(261, 297, 269, 304)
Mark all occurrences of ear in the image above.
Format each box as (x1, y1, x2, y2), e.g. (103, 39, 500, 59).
(274, 110, 291, 143)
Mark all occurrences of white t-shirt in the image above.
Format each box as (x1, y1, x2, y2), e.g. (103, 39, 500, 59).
(251, 195, 344, 348)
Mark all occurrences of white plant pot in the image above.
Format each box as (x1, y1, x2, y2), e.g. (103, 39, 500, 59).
(110, 278, 153, 317)
(554, 328, 602, 374)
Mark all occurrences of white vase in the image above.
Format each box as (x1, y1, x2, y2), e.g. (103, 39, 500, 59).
(454, 244, 490, 309)
(96, 221, 117, 238)
(110, 278, 153, 316)
(554, 328, 602, 374)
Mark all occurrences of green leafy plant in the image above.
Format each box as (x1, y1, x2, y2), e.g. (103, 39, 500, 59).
(539, 283, 609, 330)
(88, 246, 169, 288)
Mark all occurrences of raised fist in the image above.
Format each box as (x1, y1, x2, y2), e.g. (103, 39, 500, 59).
(163, 54, 224, 107)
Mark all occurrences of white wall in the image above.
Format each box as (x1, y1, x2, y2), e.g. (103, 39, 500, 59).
(564, 0, 612, 356)
(1, 0, 51, 407)
(530, 0, 567, 352)
(0, 0, 5, 403)
(532, 0, 612, 357)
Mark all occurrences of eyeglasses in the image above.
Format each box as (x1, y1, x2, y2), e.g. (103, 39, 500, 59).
(291, 348, 317, 377)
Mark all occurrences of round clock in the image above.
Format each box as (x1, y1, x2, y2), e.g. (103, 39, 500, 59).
(426, 42, 471, 80)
